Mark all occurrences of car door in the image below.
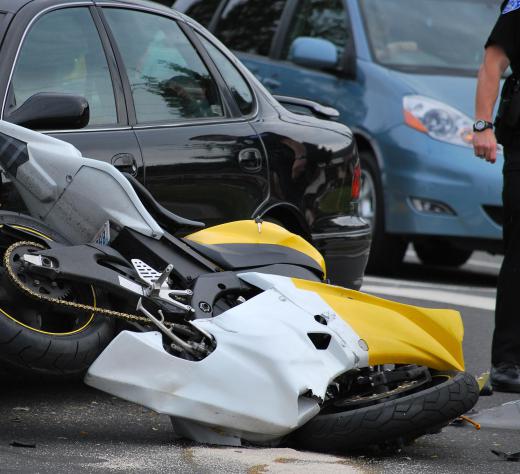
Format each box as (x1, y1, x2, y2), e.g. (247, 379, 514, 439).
(211, 0, 288, 89)
(101, 6, 269, 226)
(1, 5, 143, 178)
(261, 0, 358, 110)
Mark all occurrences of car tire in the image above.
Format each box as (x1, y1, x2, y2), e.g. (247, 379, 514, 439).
(0, 212, 115, 380)
(413, 240, 473, 267)
(359, 151, 407, 274)
(291, 371, 479, 453)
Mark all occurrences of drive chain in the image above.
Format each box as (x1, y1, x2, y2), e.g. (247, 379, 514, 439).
(3, 240, 164, 327)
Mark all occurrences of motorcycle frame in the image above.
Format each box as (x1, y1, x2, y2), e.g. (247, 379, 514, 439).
(12, 222, 320, 320)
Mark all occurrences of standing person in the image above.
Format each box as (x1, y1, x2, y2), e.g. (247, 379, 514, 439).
(474, 0, 520, 392)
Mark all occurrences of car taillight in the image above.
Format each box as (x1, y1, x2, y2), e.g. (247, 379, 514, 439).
(351, 162, 361, 200)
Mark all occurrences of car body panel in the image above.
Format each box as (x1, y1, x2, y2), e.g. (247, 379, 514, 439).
(135, 121, 269, 226)
(174, 2, 371, 287)
(191, 0, 503, 253)
(0, 0, 370, 289)
(382, 125, 503, 238)
(50, 130, 145, 178)
(0, 0, 33, 14)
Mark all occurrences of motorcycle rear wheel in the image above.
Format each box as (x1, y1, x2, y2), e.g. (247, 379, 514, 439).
(292, 371, 479, 453)
(0, 212, 115, 380)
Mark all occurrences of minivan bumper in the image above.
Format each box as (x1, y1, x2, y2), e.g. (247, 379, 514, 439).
(381, 125, 503, 244)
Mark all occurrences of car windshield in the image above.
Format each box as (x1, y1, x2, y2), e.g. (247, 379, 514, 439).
(359, 0, 500, 75)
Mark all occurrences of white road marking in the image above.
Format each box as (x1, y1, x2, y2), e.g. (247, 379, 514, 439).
(363, 275, 497, 294)
(361, 285, 496, 311)
(466, 259, 502, 270)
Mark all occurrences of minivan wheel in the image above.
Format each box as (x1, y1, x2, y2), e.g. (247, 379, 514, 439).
(360, 151, 407, 274)
(413, 240, 473, 267)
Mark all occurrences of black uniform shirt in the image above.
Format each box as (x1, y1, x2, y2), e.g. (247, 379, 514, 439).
(486, 1, 520, 72)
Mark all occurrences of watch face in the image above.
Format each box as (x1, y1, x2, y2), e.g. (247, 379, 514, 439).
(475, 120, 486, 131)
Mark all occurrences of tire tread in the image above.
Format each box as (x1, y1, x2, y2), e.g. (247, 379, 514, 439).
(293, 371, 479, 452)
(0, 212, 115, 380)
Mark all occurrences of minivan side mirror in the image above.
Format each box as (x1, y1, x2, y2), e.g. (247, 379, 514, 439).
(289, 37, 338, 70)
(7, 92, 90, 130)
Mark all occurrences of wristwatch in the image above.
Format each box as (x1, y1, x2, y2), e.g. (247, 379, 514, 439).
(473, 120, 494, 132)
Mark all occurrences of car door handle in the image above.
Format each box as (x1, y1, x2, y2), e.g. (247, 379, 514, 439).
(112, 153, 138, 177)
(238, 148, 263, 173)
(263, 78, 281, 90)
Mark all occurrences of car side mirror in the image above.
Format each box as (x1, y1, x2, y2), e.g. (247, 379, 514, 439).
(289, 37, 338, 70)
(7, 92, 90, 130)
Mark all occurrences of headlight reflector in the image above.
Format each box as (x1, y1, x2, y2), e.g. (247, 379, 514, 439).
(403, 95, 473, 148)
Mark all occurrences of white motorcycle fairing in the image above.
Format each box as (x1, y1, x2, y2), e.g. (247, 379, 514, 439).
(0, 120, 163, 243)
(85, 273, 369, 446)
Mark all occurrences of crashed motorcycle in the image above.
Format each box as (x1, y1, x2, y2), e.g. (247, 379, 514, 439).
(0, 120, 478, 452)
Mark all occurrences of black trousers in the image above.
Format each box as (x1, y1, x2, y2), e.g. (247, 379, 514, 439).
(493, 146, 520, 364)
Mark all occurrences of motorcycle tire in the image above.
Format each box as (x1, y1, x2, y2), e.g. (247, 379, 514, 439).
(0, 212, 115, 380)
(292, 371, 479, 453)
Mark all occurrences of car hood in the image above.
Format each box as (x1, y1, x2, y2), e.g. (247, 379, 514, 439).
(389, 70, 478, 117)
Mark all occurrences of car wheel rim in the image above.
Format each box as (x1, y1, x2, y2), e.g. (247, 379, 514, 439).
(360, 170, 376, 229)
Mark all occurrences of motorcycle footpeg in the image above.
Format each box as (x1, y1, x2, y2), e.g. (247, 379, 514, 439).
(131, 258, 167, 292)
(131, 259, 194, 312)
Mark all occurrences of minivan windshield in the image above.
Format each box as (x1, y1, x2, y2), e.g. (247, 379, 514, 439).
(360, 0, 500, 75)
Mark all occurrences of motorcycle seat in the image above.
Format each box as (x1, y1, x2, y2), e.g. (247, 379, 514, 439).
(123, 173, 205, 233)
(184, 239, 324, 276)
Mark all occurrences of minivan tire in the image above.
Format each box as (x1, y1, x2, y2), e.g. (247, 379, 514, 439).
(413, 240, 473, 267)
(360, 151, 407, 274)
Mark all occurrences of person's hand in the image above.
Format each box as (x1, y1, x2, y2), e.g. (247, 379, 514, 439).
(473, 128, 497, 164)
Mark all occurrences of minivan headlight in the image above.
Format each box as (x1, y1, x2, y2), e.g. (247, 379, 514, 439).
(403, 95, 473, 148)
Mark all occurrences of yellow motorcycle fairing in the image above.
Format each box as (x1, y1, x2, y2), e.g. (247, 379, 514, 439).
(186, 220, 464, 371)
(185, 220, 326, 277)
(293, 279, 465, 372)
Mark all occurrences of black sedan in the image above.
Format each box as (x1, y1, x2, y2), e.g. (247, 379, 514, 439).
(0, 0, 370, 288)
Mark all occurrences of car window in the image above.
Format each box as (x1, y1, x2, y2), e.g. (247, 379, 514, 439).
(8, 8, 117, 126)
(104, 9, 223, 124)
(360, 0, 498, 73)
(173, 0, 221, 27)
(282, 0, 350, 60)
(196, 33, 254, 115)
(215, 0, 287, 56)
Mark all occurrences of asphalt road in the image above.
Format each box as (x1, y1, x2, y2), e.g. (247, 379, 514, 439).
(1, 250, 519, 473)
(358, 250, 520, 474)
